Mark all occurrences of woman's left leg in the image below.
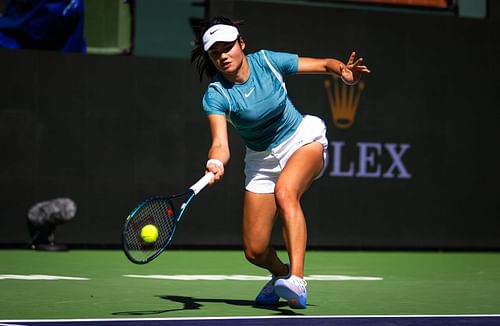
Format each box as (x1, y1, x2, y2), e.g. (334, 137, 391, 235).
(274, 141, 325, 278)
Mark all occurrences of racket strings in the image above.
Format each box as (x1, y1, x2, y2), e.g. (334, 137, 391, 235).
(124, 198, 176, 262)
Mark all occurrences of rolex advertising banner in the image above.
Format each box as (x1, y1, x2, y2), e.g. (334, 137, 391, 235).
(0, 1, 499, 249)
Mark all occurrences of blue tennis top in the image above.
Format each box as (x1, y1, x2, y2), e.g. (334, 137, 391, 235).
(202, 50, 304, 151)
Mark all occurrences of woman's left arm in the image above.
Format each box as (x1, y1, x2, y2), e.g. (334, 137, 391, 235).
(297, 51, 370, 85)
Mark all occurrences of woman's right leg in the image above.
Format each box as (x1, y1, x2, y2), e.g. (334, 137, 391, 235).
(242, 191, 288, 277)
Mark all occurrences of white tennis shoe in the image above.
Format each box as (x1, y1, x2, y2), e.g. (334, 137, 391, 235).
(274, 275, 308, 309)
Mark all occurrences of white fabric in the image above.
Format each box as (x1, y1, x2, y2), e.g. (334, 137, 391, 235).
(190, 172, 214, 195)
(244, 115, 328, 194)
(206, 158, 224, 168)
(202, 24, 239, 51)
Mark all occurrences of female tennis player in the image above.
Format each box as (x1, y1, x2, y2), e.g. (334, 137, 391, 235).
(191, 16, 370, 309)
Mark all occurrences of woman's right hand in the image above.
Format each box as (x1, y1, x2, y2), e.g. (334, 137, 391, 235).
(206, 159, 224, 184)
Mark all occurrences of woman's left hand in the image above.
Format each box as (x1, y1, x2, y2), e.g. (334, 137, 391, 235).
(340, 51, 370, 85)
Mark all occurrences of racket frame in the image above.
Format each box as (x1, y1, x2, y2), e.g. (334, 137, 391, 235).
(122, 172, 214, 264)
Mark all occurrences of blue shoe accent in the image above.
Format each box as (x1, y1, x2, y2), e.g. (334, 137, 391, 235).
(274, 275, 307, 309)
(255, 264, 290, 306)
(255, 277, 280, 305)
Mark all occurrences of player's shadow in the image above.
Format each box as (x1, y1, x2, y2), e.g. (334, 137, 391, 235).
(112, 295, 305, 316)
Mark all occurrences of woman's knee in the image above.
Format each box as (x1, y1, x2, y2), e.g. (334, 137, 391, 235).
(274, 186, 299, 214)
(243, 243, 269, 263)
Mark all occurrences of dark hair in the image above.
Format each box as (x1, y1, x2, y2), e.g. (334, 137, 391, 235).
(190, 16, 243, 81)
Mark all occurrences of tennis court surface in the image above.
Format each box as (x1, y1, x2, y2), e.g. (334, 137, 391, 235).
(1, 250, 499, 325)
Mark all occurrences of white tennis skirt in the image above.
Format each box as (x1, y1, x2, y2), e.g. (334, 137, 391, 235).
(244, 115, 328, 194)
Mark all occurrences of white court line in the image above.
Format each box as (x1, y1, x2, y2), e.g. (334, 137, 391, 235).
(122, 274, 383, 281)
(0, 275, 90, 281)
(0, 274, 383, 282)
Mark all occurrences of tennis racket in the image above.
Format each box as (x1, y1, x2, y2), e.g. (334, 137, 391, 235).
(122, 172, 214, 264)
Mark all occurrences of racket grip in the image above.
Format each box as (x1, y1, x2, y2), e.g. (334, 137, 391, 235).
(190, 172, 215, 195)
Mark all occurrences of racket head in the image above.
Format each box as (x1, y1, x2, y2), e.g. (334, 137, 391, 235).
(122, 196, 179, 264)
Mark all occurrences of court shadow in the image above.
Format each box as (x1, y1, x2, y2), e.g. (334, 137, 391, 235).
(112, 295, 304, 316)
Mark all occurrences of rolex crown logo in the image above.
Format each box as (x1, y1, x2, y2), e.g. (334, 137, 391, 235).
(324, 77, 365, 129)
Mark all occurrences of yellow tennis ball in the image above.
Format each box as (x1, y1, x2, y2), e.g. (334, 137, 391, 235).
(140, 224, 158, 243)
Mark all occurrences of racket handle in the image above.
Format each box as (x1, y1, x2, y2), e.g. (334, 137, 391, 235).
(190, 172, 215, 195)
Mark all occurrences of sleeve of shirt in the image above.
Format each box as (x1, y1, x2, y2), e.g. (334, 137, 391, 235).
(264, 50, 299, 76)
(202, 84, 229, 116)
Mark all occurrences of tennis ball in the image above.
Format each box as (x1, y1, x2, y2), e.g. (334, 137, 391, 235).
(140, 224, 158, 243)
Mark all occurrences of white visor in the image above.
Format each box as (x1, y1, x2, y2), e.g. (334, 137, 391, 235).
(202, 24, 239, 51)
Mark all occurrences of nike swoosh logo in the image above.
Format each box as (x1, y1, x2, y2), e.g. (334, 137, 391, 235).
(210, 29, 219, 35)
(244, 88, 255, 97)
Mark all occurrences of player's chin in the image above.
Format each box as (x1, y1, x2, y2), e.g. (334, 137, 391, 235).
(220, 63, 235, 72)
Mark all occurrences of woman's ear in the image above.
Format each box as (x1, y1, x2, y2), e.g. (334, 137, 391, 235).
(239, 37, 245, 51)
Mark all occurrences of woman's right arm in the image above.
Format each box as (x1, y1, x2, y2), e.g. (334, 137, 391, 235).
(206, 114, 230, 183)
